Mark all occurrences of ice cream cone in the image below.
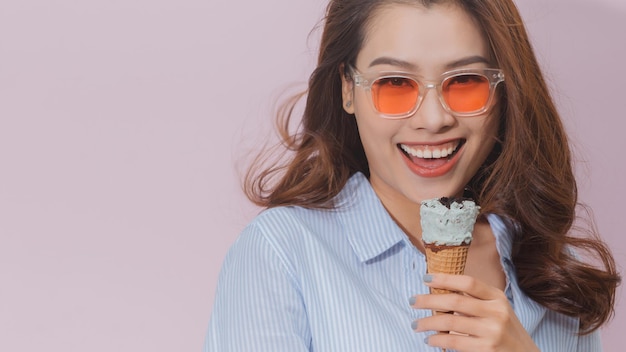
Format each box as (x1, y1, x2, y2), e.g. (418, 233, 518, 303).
(420, 197, 478, 350)
(424, 243, 470, 295)
(424, 243, 470, 352)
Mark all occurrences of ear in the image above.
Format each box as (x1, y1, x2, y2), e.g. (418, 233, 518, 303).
(339, 64, 355, 114)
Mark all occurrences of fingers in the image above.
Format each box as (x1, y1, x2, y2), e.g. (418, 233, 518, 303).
(411, 291, 507, 318)
(419, 317, 536, 352)
(414, 312, 485, 337)
(424, 332, 487, 352)
(409, 273, 513, 338)
(409, 274, 538, 352)
(423, 273, 504, 300)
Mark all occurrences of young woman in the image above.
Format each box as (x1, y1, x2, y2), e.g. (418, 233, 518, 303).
(205, 0, 620, 351)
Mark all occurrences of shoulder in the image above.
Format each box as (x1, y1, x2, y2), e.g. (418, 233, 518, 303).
(224, 173, 381, 275)
(252, 205, 338, 229)
(247, 205, 343, 246)
(225, 205, 347, 273)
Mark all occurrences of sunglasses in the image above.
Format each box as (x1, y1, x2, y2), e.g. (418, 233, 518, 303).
(348, 66, 505, 119)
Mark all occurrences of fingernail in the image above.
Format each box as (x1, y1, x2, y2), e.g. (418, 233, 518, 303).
(423, 336, 429, 344)
(411, 320, 418, 330)
(423, 274, 433, 283)
(408, 296, 416, 305)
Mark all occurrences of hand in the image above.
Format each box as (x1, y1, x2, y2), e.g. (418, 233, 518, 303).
(409, 273, 540, 352)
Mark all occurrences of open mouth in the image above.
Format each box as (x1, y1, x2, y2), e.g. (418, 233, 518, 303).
(398, 139, 465, 161)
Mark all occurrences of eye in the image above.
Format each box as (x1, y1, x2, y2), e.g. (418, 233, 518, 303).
(446, 74, 486, 86)
(375, 77, 414, 88)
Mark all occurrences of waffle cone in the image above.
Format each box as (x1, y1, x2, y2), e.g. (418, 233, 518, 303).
(424, 243, 469, 294)
(424, 242, 470, 345)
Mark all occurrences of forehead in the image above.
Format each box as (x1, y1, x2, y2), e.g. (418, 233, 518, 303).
(357, 3, 490, 71)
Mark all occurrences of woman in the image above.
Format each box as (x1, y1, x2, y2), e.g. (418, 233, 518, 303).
(205, 0, 620, 351)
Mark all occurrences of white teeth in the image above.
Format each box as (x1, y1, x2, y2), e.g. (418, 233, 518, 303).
(400, 142, 459, 159)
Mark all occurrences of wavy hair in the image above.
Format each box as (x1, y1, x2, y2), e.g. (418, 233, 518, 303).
(243, 0, 620, 333)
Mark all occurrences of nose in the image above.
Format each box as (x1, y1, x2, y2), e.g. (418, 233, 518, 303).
(407, 85, 456, 131)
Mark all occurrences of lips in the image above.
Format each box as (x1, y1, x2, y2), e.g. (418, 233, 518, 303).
(399, 139, 465, 177)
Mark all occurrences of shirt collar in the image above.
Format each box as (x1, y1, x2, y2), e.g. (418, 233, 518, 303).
(334, 172, 407, 263)
(487, 213, 515, 263)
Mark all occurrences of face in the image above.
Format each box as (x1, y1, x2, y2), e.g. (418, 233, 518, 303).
(341, 3, 499, 211)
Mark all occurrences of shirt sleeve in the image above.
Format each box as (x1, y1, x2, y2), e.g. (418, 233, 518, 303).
(203, 223, 311, 352)
(576, 329, 602, 352)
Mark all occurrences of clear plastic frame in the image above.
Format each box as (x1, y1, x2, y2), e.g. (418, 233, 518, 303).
(348, 66, 505, 119)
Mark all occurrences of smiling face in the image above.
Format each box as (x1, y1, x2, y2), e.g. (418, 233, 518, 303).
(342, 3, 499, 217)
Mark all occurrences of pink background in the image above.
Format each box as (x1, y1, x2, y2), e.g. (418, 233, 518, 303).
(0, 0, 624, 350)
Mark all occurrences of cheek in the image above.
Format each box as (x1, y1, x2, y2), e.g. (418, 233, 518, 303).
(355, 118, 381, 158)
(354, 114, 398, 162)
(475, 115, 500, 159)
(486, 114, 501, 142)
(354, 109, 378, 140)
(476, 111, 500, 139)
(355, 113, 397, 146)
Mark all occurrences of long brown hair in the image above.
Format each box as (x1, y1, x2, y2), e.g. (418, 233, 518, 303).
(244, 0, 620, 333)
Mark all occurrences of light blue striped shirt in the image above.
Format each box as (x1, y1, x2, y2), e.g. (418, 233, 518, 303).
(204, 172, 601, 351)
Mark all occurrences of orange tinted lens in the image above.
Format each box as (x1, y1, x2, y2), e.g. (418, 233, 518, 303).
(442, 74, 490, 113)
(371, 77, 418, 115)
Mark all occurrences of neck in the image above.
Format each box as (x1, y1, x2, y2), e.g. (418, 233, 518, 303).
(370, 179, 424, 252)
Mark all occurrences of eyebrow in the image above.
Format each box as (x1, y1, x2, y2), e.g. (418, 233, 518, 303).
(367, 55, 490, 71)
(444, 55, 490, 70)
(368, 57, 417, 70)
